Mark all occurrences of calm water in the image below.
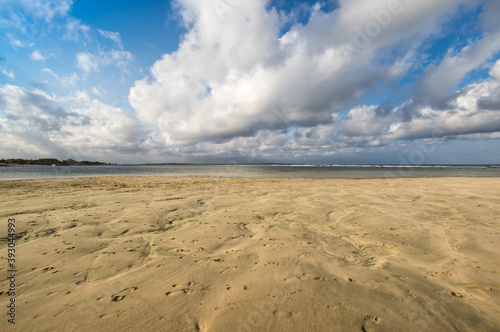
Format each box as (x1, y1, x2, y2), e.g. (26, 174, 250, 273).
(1, 164, 500, 181)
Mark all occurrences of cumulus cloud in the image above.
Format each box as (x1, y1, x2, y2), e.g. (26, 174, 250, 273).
(338, 73, 500, 142)
(416, 29, 500, 109)
(491, 59, 500, 80)
(31, 50, 46, 61)
(130, 0, 498, 153)
(0, 84, 146, 160)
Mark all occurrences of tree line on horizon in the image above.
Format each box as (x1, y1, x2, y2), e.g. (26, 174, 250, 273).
(0, 158, 110, 166)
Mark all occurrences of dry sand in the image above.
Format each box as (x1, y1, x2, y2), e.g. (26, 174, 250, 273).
(1, 176, 499, 331)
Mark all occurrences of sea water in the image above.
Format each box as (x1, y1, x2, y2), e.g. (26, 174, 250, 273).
(1, 164, 499, 181)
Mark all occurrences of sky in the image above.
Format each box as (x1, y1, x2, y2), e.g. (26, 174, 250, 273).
(1, 0, 499, 165)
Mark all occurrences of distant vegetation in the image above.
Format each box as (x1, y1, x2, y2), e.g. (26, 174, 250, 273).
(0, 158, 111, 166)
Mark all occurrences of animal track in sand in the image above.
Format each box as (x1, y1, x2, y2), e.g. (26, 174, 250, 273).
(264, 261, 283, 266)
(425, 271, 440, 278)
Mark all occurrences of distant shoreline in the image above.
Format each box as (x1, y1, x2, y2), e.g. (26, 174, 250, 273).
(0, 164, 113, 167)
(0, 158, 112, 167)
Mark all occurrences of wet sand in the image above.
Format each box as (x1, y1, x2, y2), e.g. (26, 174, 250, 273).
(1, 177, 499, 331)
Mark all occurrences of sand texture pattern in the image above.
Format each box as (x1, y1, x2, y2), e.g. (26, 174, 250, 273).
(1, 177, 499, 331)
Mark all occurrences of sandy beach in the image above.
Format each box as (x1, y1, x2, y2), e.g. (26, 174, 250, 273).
(1, 176, 499, 331)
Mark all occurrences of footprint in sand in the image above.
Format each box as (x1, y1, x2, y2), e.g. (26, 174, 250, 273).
(111, 287, 138, 302)
(215, 303, 240, 311)
(449, 291, 466, 298)
(297, 273, 313, 280)
(273, 311, 301, 319)
(220, 266, 238, 274)
(362, 315, 381, 332)
(111, 295, 125, 302)
(314, 277, 328, 281)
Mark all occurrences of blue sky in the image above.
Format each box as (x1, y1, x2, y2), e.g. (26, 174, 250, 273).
(1, 0, 499, 164)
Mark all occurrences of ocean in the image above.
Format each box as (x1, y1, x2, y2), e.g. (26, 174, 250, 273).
(1, 164, 500, 181)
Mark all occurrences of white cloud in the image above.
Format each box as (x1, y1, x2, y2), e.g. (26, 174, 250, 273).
(1, 0, 72, 23)
(6, 34, 34, 48)
(417, 32, 500, 107)
(130, 0, 484, 147)
(76, 53, 99, 74)
(105, 50, 132, 71)
(18, 0, 72, 22)
(76, 50, 132, 75)
(31, 50, 46, 61)
(0, 67, 15, 79)
(0, 84, 146, 161)
(61, 72, 79, 87)
(63, 18, 91, 43)
(491, 59, 500, 80)
(41, 68, 60, 80)
(97, 29, 124, 49)
(91, 87, 103, 97)
(339, 75, 500, 143)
